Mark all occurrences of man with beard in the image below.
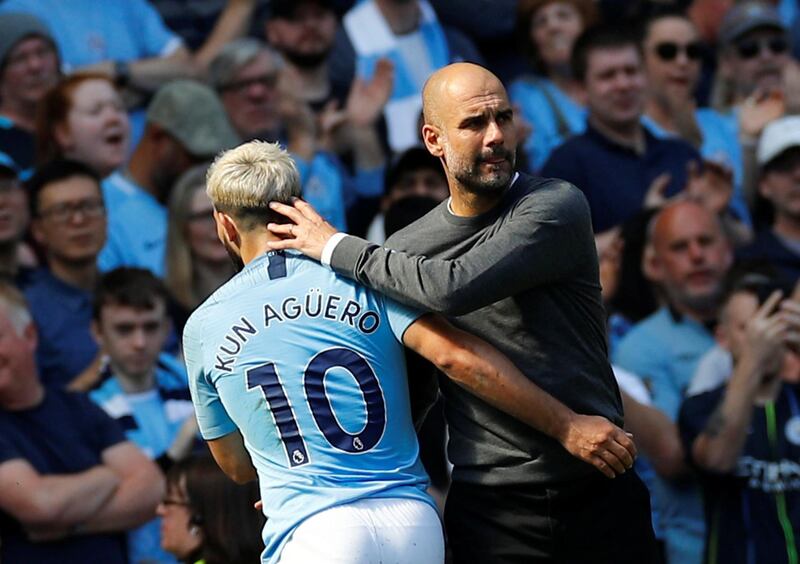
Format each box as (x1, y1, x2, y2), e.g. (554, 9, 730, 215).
(615, 201, 734, 564)
(264, 62, 657, 563)
(98, 80, 239, 277)
(541, 24, 702, 235)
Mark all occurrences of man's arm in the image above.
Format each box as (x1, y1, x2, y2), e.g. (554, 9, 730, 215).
(207, 430, 258, 484)
(403, 314, 636, 478)
(267, 184, 593, 315)
(78, 442, 164, 533)
(691, 291, 786, 473)
(620, 391, 687, 479)
(0, 459, 119, 528)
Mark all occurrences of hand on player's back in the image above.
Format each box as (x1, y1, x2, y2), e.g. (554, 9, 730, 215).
(558, 414, 637, 478)
(267, 198, 340, 261)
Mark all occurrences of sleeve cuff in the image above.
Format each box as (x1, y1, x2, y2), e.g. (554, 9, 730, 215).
(321, 232, 348, 268)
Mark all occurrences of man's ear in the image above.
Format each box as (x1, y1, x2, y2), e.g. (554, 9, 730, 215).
(422, 124, 444, 158)
(642, 243, 663, 283)
(214, 209, 240, 244)
(90, 319, 103, 347)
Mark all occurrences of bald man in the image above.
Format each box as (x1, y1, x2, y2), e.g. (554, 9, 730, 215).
(267, 63, 657, 563)
(615, 201, 733, 564)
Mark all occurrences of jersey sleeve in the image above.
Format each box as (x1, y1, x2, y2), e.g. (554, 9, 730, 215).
(129, 0, 184, 57)
(382, 295, 425, 343)
(677, 388, 722, 470)
(0, 433, 22, 465)
(183, 311, 237, 440)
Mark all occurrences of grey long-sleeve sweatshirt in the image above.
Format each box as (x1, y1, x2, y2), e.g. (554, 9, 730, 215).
(330, 173, 623, 486)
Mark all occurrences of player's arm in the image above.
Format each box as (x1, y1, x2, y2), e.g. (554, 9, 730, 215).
(0, 458, 119, 529)
(77, 442, 165, 533)
(403, 314, 636, 478)
(207, 430, 257, 484)
(266, 188, 591, 315)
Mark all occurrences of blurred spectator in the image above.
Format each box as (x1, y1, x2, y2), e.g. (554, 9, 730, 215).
(24, 160, 106, 388)
(157, 455, 265, 564)
(266, 0, 348, 112)
(679, 273, 800, 564)
(36, 73, 130, 182)
(716, 2, 791, 112)
(329, 0, 483, 152)
(0, 280, 163, 564)
(152, 0, 263, 69)
(165, 164, 235, 331)
(0, 0, 198, 147)
(614, 201, 734, 564)
(87, 268, 195, 564)
(366, 146, 447, 243)
(0, 155, 36, 287)
(0, 12, 59, 173)
(642, 10, 751, 227)
(209, 39, 385, 232)
(739, 116, 800, 285)
(98, 80, 239, 277)
(509, 0, 597, 171)
(541, 24, 701, 234)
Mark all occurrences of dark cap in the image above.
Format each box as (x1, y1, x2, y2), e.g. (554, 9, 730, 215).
(269, 0, 333, 19)
(384, 146, 444, 194)
(146, 80, 240, 159)
(719, 2, 786, 46)
(0, 12, 56, 69)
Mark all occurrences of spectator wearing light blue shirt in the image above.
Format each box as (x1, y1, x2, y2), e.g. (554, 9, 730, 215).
(641, 11, 751, 229)
(614, 201, 734, 564)
(509, 0, 597, 172)
(88, 268, 197, 564)
(98, 80, 240, 277)
(0, 0, 198, 148)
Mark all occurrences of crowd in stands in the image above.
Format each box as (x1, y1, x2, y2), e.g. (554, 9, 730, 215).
(1, 0, 800, 563)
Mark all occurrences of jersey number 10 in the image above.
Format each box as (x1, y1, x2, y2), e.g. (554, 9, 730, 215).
(247, 347, 387, 468)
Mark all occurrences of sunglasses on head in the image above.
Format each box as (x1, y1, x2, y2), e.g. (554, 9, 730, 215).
(735, 36, 788, 59)
(653, 41, 704, 62)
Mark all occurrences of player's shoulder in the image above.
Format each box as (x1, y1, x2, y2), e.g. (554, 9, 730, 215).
(514, 173, 590, 217)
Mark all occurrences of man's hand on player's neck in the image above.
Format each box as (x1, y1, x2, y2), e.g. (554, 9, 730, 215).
(266, 198, 339, 261)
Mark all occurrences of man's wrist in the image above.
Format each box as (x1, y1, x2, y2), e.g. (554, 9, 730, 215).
(321, 233, 347, 268)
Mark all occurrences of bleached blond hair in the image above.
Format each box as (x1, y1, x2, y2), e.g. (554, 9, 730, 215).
(206, 140, 301, 229)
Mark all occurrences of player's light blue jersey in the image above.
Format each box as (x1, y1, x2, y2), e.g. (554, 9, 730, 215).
(183, 250, 434, 563)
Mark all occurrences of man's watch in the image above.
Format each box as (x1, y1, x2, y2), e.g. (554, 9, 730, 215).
(113, 60, 130, 88)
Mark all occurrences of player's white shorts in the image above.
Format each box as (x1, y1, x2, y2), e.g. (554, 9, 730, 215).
(277, 497, 445, 564)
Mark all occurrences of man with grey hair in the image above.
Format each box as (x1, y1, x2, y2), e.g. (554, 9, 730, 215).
(98, 79, 240, 277)
(209, 38, 388, 234)
(0, 280, 164, 564)
(0, 12, 60, 172)
(184, 139, 637, 563)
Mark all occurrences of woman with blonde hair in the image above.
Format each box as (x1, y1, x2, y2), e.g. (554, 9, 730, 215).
(165, 163, 235, 329)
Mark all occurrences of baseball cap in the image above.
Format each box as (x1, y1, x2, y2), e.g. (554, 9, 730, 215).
(757, 115, 800, 166)
(383, 146, 445, 194)
(0, 12, 56, 69)
(719, 2, 785, 46)
(146, 80, 241, 159)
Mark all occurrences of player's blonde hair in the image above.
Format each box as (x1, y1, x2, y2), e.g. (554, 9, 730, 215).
(206, 140, 301, 228)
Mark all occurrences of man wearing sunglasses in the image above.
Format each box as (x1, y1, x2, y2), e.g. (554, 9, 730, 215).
(718, 2, 790, 108)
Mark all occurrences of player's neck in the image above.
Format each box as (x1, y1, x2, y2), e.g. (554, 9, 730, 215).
(239, 228, 281, 265)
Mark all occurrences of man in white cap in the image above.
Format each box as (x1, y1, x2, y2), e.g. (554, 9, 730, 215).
(739, 115, 800, 284)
